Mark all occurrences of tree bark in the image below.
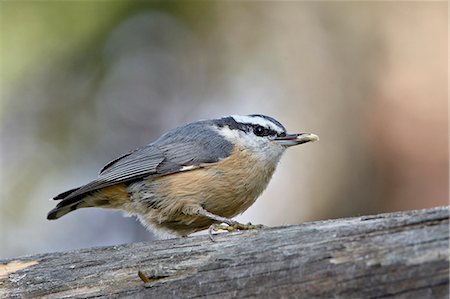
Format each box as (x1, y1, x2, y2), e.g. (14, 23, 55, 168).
(1, 206, 448, 298)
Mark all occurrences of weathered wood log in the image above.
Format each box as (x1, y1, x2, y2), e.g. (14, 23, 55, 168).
(1, 206, 448, 298)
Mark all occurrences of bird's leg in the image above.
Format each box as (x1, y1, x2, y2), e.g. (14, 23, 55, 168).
(183, 206, 264, 241)
(184, 206, 239, 226)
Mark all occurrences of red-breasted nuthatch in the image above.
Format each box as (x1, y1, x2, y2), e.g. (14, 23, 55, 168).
(47, 114, 318, 236)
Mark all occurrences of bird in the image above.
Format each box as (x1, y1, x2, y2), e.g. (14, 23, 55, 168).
(47, 114, 318, 237)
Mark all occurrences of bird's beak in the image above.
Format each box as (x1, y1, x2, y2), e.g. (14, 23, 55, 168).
(274, 133, 319, 147)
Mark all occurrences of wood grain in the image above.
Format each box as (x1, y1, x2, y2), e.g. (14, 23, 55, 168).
(1, 206, 448, 298)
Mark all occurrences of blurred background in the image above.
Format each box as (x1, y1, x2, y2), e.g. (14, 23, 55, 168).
(1, 2, 447, 258)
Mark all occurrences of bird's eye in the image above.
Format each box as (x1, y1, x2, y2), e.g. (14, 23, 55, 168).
(253, 126, 266, 137)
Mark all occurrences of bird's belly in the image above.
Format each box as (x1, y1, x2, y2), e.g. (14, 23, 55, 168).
(127, 148, 278, 235)
(156, 150, 276, 217)
(200, 169, 268, 218)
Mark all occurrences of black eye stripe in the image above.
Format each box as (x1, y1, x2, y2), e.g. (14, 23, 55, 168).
(214, 117, 286, 137)
(253, 125, 278, 137)
(253, 126, 265, 136)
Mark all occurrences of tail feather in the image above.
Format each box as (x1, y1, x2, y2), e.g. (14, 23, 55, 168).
(48, 184, 128, 220)
(48, 186, 89, 220)
(53, 187, 81, 200)
(47, 201, 83, 220)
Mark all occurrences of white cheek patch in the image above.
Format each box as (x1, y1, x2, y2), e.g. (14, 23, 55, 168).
(231, 115, 284, 134)
(215, 126, 286, 164)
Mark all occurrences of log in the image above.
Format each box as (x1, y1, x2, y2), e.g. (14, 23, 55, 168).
(1, 206, 448, 298)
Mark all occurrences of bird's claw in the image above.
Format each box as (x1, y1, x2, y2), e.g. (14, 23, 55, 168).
(208, 222, 265, 241)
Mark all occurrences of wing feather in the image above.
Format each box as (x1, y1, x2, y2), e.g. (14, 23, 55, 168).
(57, 145, 165, 201)
(54, 121, 234, 202)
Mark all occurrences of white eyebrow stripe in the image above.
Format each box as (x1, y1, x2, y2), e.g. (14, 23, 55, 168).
(231, 115, 284, 133)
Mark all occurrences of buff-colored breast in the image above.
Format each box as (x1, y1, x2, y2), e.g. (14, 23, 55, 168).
(139, 146, 278, 234)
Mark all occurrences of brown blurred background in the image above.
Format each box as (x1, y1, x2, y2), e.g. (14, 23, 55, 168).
(1, 2, 447, 258)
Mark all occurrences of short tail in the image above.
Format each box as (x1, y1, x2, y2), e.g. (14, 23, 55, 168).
(53, 187, 80, 200)
(47, 187, 87, 220)
(47, 201, 83, 220)
(48, 183, 128, 220)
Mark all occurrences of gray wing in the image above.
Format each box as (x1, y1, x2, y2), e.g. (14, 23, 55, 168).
(54, 121, 233, 201)
(54, 145, 165, 201)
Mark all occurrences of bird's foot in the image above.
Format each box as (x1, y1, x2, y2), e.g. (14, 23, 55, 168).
(208, 222, 265, 241)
